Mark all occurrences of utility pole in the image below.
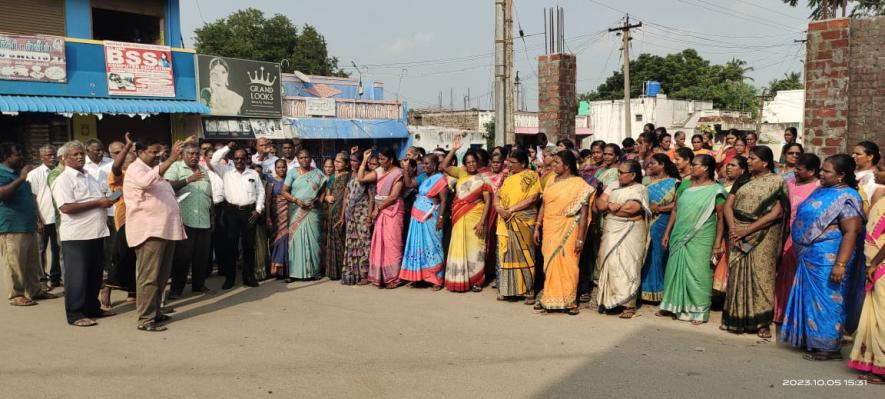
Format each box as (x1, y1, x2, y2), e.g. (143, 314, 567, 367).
(494, 0, 514, 146)
(609, 16, 641, 139)
(755, 88, 771, 133)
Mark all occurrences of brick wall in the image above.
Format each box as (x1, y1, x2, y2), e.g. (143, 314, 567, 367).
(408, 110, 484, 131)
(804, 16, 884, 155)
(538, 53, 576, 143)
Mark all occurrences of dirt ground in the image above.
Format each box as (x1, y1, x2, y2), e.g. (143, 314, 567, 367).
(1, 276, 877, 398)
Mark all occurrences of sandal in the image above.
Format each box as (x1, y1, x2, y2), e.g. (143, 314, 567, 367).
(94, 310, 116, 318)
(432, 285, 443, 291)
(155, 314, 172, 323)
(533, 302, 543, 311)
(356, 279, 370, 286)
(802, 351, 843, 361)
(9, 297, 37, 306)
(497, 295, 505, 301)
(471, 285, 483, 293)
(385, 282, 399, 289)
(690, 320, 705, 326)
(137, 322, 167, 332)
(72, 318, 97, 327)
(125, 293, 136, 303)
(619, 308, 637, 319)
(579, 293, 591, 303)
(655, 310, 673, 318)
(857, 373, 885, 385)
(568, 307, 580, 316)
(524, 295, 536, 306)
(719, 324, 729, 331)
(757, 328, 772, 339)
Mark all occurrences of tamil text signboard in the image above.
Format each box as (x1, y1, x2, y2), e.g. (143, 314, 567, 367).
(0, 34, 66, 83)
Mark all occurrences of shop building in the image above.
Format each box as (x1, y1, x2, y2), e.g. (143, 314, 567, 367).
(0, 0, 207, 161)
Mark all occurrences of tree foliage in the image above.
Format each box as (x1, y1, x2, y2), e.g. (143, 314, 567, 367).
(768, 72, 804, 96)
(782, 0, 885, 19)
(578, 49, 759, 114)
(193, 8, 347, 76)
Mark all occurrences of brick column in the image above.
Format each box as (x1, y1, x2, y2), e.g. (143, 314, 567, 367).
(538, 53, 576, 144)
(803, 19, 850, 156)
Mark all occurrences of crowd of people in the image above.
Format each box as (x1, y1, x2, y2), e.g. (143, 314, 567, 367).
(0, 126, 882, 383)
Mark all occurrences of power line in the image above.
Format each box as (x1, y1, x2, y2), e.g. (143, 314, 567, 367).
(731, 0, 809, 22)
(674, 0, 805, 33)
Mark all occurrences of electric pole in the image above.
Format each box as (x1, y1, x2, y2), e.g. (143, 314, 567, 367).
(755, 88, 771, 134)
(494, 0, 514, 146)
(609, 16, 641, 139)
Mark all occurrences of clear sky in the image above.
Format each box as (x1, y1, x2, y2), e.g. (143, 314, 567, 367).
(180, 0, 811, 111)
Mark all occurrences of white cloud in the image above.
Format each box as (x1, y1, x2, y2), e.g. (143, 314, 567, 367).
(382, 32, 434, 53)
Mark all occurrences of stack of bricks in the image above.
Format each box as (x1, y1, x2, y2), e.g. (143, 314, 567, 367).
(537, 53, 576, 143)
(804, 16, 884, 156)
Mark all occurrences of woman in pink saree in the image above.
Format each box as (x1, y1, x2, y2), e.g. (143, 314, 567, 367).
(358, 147, 405, 288)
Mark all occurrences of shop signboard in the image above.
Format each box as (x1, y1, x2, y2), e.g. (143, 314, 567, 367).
(104, 41, 175, 97)
(202, 118, 290, 140)
(305, 98, 336, 117)
(0, 34, 66, 83)
(196, 55, 282, 118)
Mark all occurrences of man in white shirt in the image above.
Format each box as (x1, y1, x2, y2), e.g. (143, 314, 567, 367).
(52, 141, 118, 327)
(535, 132, 554, 165)
(26, 144, 61, 288)
(83, 138, 116, 273)
(211, 142, 265, 290)
(251, 137, 278, 174)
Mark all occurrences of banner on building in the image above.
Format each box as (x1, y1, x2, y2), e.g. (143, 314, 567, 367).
(196, 55, 282, 118)
(104, 41, 175, 97)
(202, 118, 291, 140)
(0, 34, 66, 83)
(305, 98, 336, 117)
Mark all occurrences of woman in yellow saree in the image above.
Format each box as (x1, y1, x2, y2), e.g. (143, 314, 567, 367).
(441, 137, 492, 292)
(534, 150, 594, 315)
(495, 148, 541, 302)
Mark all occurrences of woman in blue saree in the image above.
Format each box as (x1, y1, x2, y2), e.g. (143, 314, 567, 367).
(780, 154, 865, 361)
(641, 154, 680, 302)
(399, 155, 449, 288)
(283, 149, 328, 282)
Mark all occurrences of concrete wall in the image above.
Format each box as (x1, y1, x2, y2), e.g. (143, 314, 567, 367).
(586, 96, 714, 145)
(803, 16, 884, 155)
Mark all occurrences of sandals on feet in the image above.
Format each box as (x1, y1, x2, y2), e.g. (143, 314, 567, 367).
(432, 285, 443, 291)
(94, 310, 116, 318)
(524, 296, 536, 306)
(757, 328, 772, 339)
(802, 351, 843, 361)
(857, 373, 885, 384)
(619, 308, 637, 319)
(655, 310, 672, 318)
(471, 285, 483, 293)
(9, 297, 37, 306)
(568, 307, 580, 316)
(155, 314, 172, 323)
(32, 291, 59, 300)
(137, 322, 167, 332)
(72, 318, 97, 327)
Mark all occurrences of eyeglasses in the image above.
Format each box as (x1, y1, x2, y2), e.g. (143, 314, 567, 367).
(618, 170, 634, 175)
(786, 151, 801, 155)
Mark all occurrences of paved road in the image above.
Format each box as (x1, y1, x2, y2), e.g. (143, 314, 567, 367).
(1, 276, 877, 398)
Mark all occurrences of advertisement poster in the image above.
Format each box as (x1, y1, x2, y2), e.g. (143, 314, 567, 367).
(196, 54, 282, 118)
(104, 41, 175, 97)
(202, 118, 289, 139)
(0, 34, 66, 83)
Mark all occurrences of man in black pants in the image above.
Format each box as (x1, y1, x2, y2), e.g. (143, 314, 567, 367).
(210, 142, 265, 289)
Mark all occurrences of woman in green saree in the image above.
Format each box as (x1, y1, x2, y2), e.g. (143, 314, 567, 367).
(657, 155, 726, 324)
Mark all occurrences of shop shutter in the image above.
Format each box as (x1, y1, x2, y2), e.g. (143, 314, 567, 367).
(0, 0, 66, 36)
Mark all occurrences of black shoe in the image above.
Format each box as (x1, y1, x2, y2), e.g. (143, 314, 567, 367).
(167, 290, 182, 300)
(244, 281, 259, 287)
(222, 280, 235, 290)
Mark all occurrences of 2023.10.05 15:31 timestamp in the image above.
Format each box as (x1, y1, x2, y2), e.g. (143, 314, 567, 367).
(782, 379, 868, 387)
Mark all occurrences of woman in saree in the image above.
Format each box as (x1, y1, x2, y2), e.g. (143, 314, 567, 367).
(674, 147, 694, 181)
(399, 155, 449, 289)
(539, 147, 557, 190)
(780, 154, 865, 361)
(778, 143, 803, 182)
(594, 143, 621, 190)
(774, 153, 820, 323)
(691, 134, 712, 156)
(595, 160, 650, 319)
(640, 154, 680, 303)
(482, 152, 507, 287)
(715, 129, 739, 177)
(849, 159, 885, 383)
(341, 150, 374, 285)
(495, 148, 542, 302)
(441, 137, 492, 292)
(534, 150, 595, 315)
(722, 146, 789, 338)
(321, 152, 351, 280)
(852, 141, 885, 211)
(657, 155, 726, 324)
(265, 159, 290, 279)
(713, 156, 749, 294)
(358, 147, 405, 288)
(580, 141, 605, 185)
(283, 149, 327, 282)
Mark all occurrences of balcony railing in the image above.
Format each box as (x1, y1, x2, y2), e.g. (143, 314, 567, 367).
(284, 97, 402, 120)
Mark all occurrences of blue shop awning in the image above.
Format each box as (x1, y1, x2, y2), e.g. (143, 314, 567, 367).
(285, 117, 408, 140)
(0, 95, 209, 114)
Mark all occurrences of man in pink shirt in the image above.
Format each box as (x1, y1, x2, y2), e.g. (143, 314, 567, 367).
(124, 138, 187, 332)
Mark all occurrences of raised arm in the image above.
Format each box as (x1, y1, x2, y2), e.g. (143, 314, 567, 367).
(357, 149, 378, 183)
(440, 136, 463, 177)
(112, 132, 134, 176)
